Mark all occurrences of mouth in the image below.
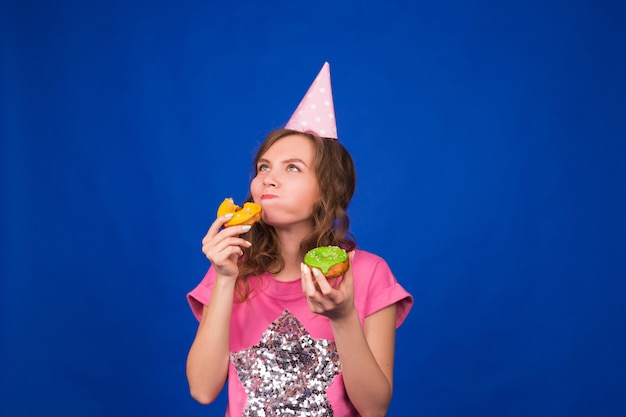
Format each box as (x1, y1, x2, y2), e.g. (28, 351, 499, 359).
(261, 194, 278, 200)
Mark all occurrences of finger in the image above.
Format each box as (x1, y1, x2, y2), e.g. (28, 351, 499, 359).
(202, 213, 234, 244)
(216, 212, 237, 230)
(312, 268, 335, 296)
(301, 263, 326, 298)
(203, 230, 252, 254)
(202, 230, 251, 251)
(213, 236, 252, 252)
(204, 244, 244, 264)
(338, 251, 356, 288)
(300, 263, 316, 295)
(202, 223, 251, 246)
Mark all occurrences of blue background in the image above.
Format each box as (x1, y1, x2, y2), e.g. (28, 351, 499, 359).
(2, 0, 625, 416)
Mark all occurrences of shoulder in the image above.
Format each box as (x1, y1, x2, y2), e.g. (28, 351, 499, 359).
(351, 248, 398, 288)
(352, 249, 391, 271)
(351, 249, 414, 327)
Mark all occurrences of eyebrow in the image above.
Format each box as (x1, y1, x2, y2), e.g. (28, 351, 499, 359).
(257, 158, 309, 167)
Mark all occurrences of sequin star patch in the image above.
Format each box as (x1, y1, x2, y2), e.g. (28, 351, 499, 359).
(231, 310, 341, 417)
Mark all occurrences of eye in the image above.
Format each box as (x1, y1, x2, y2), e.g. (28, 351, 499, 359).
(287, 164, 301, 172)
(257, 164, 270, 172)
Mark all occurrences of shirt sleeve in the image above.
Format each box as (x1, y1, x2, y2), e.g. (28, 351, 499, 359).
(187, 266, 217, 321)
(352, 250, 414, 328)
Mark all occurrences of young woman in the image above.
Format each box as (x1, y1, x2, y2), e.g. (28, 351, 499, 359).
(186, 128, 413, 417)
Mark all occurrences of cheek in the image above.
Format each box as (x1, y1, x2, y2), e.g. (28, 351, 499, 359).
(306, 180, 320, 202)
(250, 177, 262, 200)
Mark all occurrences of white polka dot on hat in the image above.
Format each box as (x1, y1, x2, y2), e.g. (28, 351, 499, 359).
(284, 62, 338, 140)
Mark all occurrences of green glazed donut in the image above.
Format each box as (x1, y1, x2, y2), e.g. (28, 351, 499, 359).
(304, 246, 349, 278)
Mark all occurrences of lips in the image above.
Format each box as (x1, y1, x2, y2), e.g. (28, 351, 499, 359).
(261, 194, 278, 200)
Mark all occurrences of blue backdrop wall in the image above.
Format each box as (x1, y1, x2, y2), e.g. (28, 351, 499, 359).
(1, 1, 625, 416)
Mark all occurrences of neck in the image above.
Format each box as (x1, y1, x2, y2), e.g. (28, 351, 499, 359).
(272, 222, 311, 281)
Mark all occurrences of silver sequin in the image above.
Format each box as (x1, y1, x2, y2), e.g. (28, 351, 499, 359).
(231, 310, 341, 417)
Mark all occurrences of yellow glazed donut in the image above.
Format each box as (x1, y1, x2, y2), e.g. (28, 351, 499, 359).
(217, 198, 262, 227)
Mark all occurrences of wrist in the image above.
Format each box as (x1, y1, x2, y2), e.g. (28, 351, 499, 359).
(214, 274, 238, 291)
(329, 305, 359, 328)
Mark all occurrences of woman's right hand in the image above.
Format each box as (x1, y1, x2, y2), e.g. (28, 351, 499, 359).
(201, 214, 252, 280)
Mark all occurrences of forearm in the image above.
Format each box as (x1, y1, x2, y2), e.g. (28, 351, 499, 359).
(186, 278, 236, 404)
(331, 309, 393, 417)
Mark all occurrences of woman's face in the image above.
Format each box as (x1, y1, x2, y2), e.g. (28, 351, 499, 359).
(250, 134, 319, 229)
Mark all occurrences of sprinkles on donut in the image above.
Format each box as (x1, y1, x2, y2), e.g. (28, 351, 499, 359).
(217, 197, 262, 227)
(304, 246, 349, 278)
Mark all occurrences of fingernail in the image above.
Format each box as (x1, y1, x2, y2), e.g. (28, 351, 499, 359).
(312, 268, 321, 278)
(241, 225, 251, 231)
(224, 213, 234, 218)
(245, 240, 252, 246)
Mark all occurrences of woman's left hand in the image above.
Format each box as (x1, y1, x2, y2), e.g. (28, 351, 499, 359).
(301, 251, 356, 320)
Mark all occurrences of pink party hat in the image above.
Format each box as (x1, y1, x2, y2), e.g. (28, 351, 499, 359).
(285, 62, 338, 139)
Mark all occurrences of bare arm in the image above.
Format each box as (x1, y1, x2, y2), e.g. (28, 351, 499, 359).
(301, 258, 398, 417)
(186, 215, 251, 404)
(186, 278, 236, 404)
(330, 304, 397, 417)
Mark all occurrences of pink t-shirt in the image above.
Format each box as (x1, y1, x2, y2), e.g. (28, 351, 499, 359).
(187, 249, 413, 417)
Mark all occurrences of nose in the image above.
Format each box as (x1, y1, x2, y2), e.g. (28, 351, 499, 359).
(262, 172, 277, 187)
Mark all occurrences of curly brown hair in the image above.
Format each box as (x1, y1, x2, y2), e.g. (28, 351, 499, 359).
(235, 129, 357, 301)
